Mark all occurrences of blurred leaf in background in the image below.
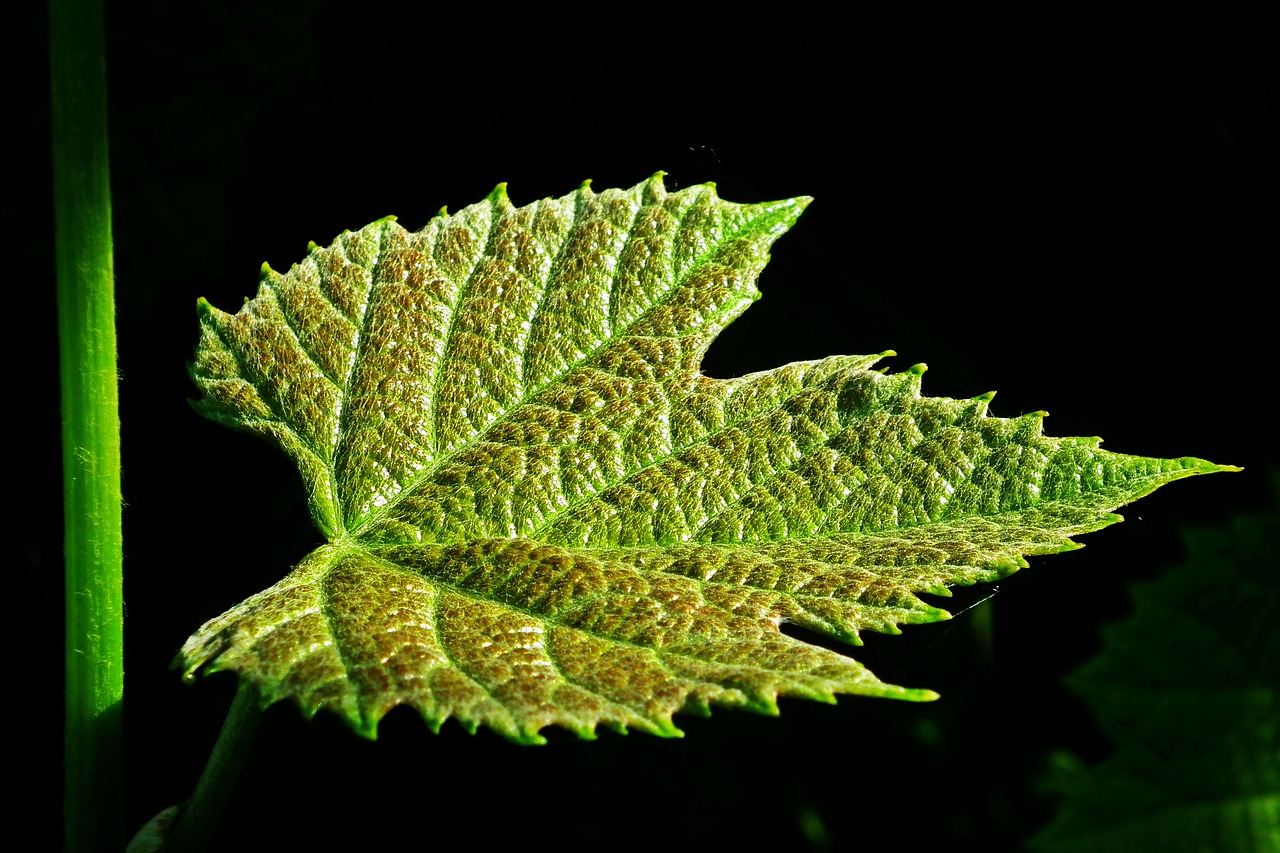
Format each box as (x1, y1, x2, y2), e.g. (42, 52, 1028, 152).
(1033, 474, 1280, 851)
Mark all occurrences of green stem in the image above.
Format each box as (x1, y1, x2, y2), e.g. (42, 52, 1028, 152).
(52, 0, 123, 850)
(167, 682, 264, 853)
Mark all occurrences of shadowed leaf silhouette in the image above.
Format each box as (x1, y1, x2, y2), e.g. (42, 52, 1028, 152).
(180, 175, 1233, 744)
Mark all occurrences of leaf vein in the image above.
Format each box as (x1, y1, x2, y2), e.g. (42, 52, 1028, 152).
(261, 277, 348, 390)
(202, 314, 332, 466)
(426, 202, 502, 454)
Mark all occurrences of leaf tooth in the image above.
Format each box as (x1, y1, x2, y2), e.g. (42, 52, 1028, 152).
(648, 713, 684, 738)
(353, 710, 381, 740)
(562, 721, 600, 741)
(961, 391, 996, 420)
(1013, 409, 1050, 441)
(486, 182, 508, 203)
(641, 172, 667, 205)
(1049, 536, 1089, 554)
(904, 605, 952, 626)
(194, 295, 224, 322)
(753, 689, 782, 716)
(420, 712, 447, 735)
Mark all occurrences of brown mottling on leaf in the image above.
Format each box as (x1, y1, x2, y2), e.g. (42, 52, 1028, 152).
(183, 176, 1234, 743)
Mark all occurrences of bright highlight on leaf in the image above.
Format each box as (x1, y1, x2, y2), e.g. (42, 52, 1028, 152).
(181, 174, 1234, 744)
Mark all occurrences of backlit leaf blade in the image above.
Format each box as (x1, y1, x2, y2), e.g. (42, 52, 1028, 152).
(192, 177, 802, 539)
(180, 541, 926, 743)
(182, 175, 1234, 743)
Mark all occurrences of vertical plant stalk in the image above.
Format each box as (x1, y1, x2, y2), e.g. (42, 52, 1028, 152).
(52, 0, 124, 850)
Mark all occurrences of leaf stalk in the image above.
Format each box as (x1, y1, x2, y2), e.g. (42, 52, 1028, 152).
(167, 681, 264, 853)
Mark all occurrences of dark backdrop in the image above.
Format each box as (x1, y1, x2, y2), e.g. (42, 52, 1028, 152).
(27, 2, 1276, 850)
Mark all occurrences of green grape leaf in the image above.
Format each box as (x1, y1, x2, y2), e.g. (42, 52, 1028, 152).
(180, 174, 1234, 744)
(1031, 475, 1280, 852)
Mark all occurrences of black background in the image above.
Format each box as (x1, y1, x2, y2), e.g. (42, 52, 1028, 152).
(26, 2, 1276, 850)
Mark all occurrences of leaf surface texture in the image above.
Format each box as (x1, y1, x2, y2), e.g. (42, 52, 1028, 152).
(183, 176, 1230, 743)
